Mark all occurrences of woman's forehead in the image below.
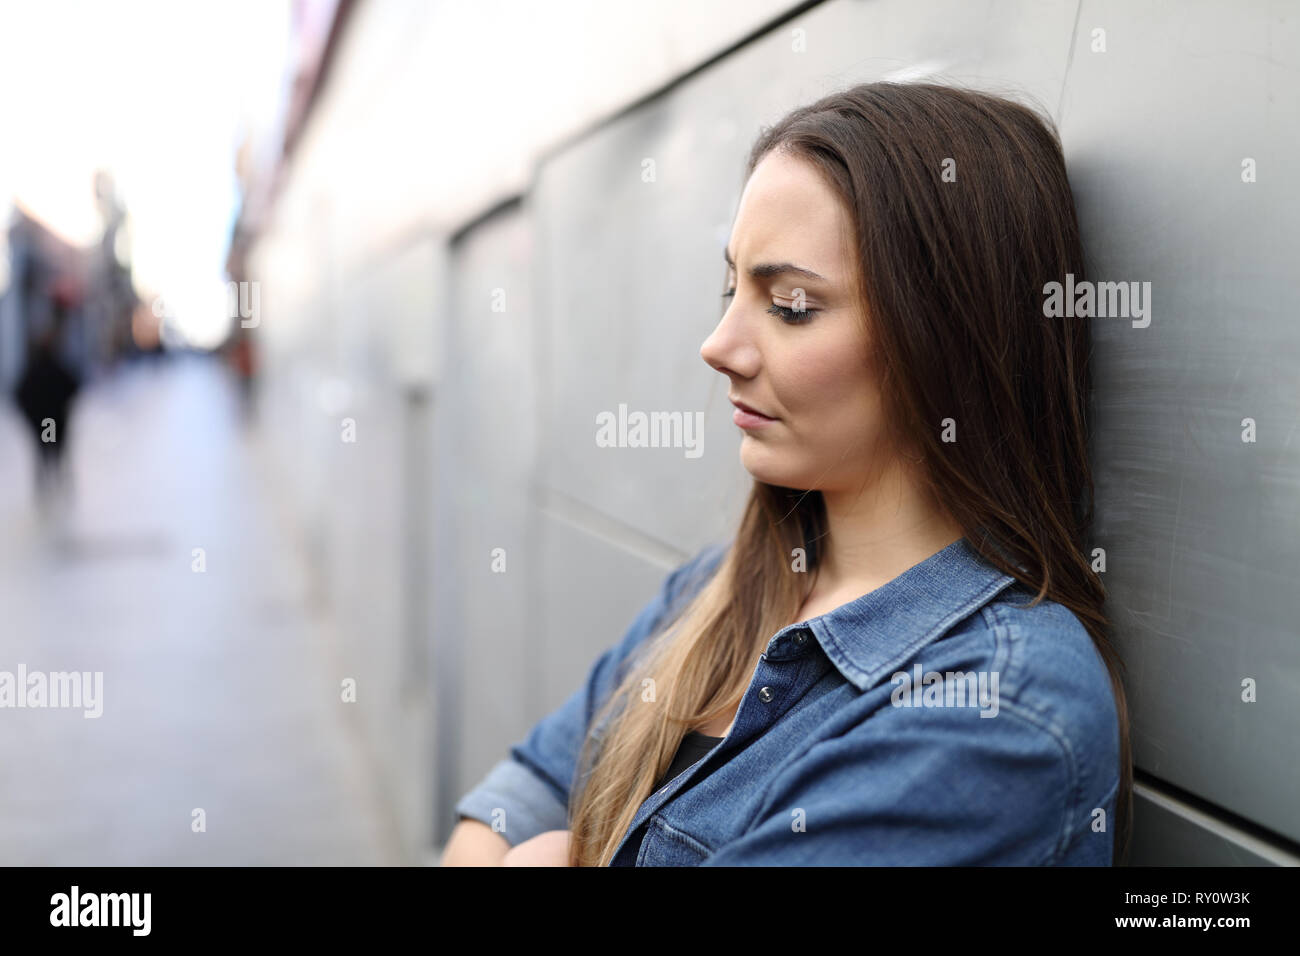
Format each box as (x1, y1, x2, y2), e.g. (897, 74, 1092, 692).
(730, 158, 853, 285)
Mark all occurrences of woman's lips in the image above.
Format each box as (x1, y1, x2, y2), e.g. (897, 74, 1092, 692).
(730, 399, 777, 429)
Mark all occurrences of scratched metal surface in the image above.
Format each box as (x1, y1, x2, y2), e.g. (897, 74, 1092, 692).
(1064, 2, 1300, 845)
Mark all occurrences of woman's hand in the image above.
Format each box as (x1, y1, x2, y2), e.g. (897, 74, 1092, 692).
(501, 829, 572, 866)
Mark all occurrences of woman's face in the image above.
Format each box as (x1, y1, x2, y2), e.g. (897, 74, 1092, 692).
(700, 149, 895, 493)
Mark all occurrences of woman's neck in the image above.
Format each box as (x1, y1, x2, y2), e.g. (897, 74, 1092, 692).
(815, 461, 963, 598)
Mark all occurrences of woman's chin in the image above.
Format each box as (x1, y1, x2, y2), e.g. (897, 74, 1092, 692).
(739, 444, 802, 488)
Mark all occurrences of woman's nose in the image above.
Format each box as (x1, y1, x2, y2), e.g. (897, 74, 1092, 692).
(699, 328, 723, 371)
(701, 307, 737, 372)
(701, 305, 761, 379)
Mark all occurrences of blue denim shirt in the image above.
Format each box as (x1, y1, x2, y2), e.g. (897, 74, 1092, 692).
(454, 536, 1120, 865)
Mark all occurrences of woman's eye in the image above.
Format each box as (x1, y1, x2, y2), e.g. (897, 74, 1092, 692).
(767, 302, 818, 325)
(720, 288, 817, 324)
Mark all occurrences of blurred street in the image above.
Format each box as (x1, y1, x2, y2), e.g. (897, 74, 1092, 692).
(0, 0, 1292, 872)
(0, 353, 399, 864)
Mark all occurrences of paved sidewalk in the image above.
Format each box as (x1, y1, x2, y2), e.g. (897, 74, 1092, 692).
(0, 353, 400, 864)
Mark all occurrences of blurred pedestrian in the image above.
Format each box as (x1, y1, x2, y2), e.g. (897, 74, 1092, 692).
(13, 315, 81, 511)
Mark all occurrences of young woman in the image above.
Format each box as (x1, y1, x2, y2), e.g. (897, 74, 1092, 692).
(445, 81, 1130, 867)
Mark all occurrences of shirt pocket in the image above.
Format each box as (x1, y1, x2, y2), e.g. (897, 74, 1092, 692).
(636, 814, 713, 866)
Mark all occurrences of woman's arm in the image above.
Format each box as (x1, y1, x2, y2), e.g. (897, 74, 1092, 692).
(439, 818, 511, 866)
(440, 821, 571, 866)
(450, 544, 731, 852)
(501, 829, 571, 866)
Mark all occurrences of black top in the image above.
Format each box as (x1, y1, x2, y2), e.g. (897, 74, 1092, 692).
(653, 731, 725, 792)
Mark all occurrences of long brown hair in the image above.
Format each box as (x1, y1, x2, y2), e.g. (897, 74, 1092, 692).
(566, 81, 1132, 866)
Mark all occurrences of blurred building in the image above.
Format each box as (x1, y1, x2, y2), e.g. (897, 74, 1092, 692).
(1, 191, 141, 398)
(1, 206, 88, 392)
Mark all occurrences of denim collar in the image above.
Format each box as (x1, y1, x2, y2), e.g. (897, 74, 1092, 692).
(800, 535, 1020, 692)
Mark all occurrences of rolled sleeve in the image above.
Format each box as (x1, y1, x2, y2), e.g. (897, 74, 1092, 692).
(454, 757, 569, 847)
(701, 697, 1078, 866)
(452, 541, 727, 849)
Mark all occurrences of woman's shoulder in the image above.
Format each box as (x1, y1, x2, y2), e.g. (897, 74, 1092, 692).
(610, 542, 730, 677)
(878, 584, 1120, 856)
(660, 541, 729, 610)
(937, 583, 1121, 785)
(978, 583, 1116, 709)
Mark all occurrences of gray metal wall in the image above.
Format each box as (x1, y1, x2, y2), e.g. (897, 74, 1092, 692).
(1071, 1, 1300, 861)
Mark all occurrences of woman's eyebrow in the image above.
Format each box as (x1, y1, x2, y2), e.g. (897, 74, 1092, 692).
(724, 245, 828, 283)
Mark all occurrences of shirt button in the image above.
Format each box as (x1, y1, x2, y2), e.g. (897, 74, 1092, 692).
(758, 686, 774, 703)
(793, 632, 807, 645)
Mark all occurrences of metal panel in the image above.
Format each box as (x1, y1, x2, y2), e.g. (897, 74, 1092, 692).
(1131, 785, 1297, 867)
(1063, 0, 1300, 845)
(436, 203, 542, 844)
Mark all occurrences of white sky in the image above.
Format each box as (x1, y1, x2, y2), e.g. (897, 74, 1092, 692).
(0, 0, 291, 346)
